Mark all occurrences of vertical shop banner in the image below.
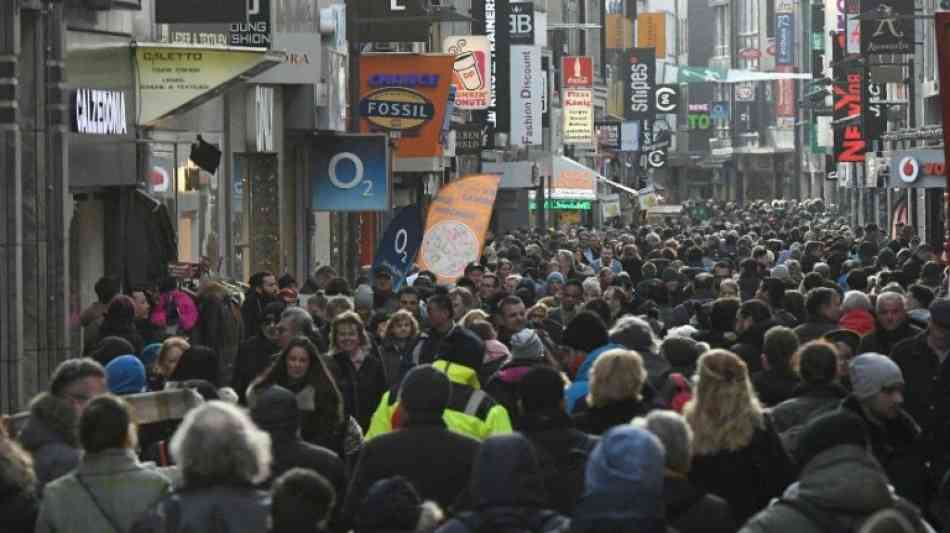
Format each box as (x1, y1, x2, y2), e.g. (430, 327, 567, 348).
(508, 2, 536, 45)
(775, 65, 796, 120)
(358, 54, 455, 159)
(621, 121, 640, 151)
(861, 0, 915, 55)
(444, 36, 491, 110)
(510, 45, 543, 146)
(776, 13, 794, 65)
(832, 32, 865, 163)
(563, 89, 594, 145)
(563, 56, 594, 88)
(824, 0, 844, 74)
(637, 13, 667, 58)
(605, 13, 634, 49)
(623, 48, 656, 122)
(864, 78, 887, 149)
(472, 0, 510, 132)
(419, 174, 501, 284)
(372, 205, 424, 290)
(311, 134, 389, 211)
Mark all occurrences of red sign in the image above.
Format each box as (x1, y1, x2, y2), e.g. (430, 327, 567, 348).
(738, 48, 762, 60)
(775, 65, 796, 118)
(563, 56, 594, 88)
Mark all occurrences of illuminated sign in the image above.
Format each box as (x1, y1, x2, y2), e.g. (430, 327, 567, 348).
(359, 88, 435, 131)
(368, 73, 442, 88)
(71, 89, 128, 136)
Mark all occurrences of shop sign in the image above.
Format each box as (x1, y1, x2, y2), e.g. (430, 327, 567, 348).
(472, 0, 508, 130)
(156, 0, 246, 24)
(621, 121, 640, 152)
(563, 56, 593, 88)
(311, 133, 389, 211)
(605, 13, 634, 50)
(453, 123, 483, 156)
(563, 88, 594, 145)
(832, 32, 865, 163)
(529, 199, 593, 210)
(776, 14, 794, 65)
(736, 82, 755, 102)
(444, 36, 491, 110)
(775, 65, 796, 118)
(624, 48, 656, 121)
(710, 101, 730, 121)
(889, 149, 946, 188)
(637, 13, 666, 57)
(508, 2, 536, 45)
(937, 13, 950, 189)
(687, 112, 712, 130)
(71, 89, 128, 136)
(655, 85, 679, 114)
(647, 148, 667, 168)
(347, 0, 431, 42)
(861, 0, 915, 55)
(739, 48, 762, 60)
(595, 121, 621, 150)
(135, 46, 273, 125)
(359, 54, 455, 159)
(510, 45, 543, 146)
(161, 0, 271, 48)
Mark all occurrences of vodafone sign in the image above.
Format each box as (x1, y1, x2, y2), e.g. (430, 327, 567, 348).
(889, 149, 947, 188)
(897, 156, 920, 183)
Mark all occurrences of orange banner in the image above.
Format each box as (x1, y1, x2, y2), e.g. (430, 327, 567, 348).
(418, 174, 501, 284)
(605, 14, 634, 50)
(359, 54, 455, 159)
(637, 13, 666, 58)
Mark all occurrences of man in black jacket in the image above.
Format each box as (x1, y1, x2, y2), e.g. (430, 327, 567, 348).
(242, 271, 278, 340)
(859, 292, 921, 356)
(342, 365, 479, 529)
(794, 287, 842, 344)
(731, 300, 776, 373)
(234, 301, 285, 404)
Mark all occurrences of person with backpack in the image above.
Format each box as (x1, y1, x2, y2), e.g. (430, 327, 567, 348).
(435, 433, 570, 533)
(516, 366, 598, 515)
(740, 410, 933, 533)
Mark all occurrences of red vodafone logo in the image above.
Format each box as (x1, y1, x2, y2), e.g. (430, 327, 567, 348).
(148, 166, 170, 192)
(898, 156, 919, 183)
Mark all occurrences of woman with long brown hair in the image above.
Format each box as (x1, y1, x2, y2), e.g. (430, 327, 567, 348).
(326, 311, 388, 432)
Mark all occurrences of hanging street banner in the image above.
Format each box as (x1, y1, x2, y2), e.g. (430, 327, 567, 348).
(510, 45, 543, 146)
(861, 0, 915, 55)
(776, 13, 795, 65)
(605, 13, 635, 49)
(637, 13, 667, 58)
(775, 65, 796, 120)
(832, 32, 865, 163)
(419, 174, 501, 284)
(563, 56, 594, 88)
(373, 205, 424, 291)
(444, 36, 492, 110)
(935, 13, 950, 202)
(864, 77, 887, 150)
(508, 2, 536, 45)
(359, 54, 455, 159)
(563, 88, 594, 145)
(624, 48, 656, 121)
(346, 0, 432, 43)
(472, 0, 510, 132)
(311, 134, 389, 211)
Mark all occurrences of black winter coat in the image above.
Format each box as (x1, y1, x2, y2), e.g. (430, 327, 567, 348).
(233, 335, 279, 404)
(793, 320, 839, 345)
(520, 410, 599, 515)
(731, 320, 778, 374)
(571, 398, 650, 436)
(131, 485, 270, 533)
(751, 369, 800, 407)
(664, 474, 735, 533)
(329, 349, 389, 431)
(859, 321, 921, 357)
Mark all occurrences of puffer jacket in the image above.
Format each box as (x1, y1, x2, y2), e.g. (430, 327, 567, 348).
(739, 445, 910, 533)
(36, 448, 170, 533)
(17, 393, 81, 493)
(131, 484, 270, 533)
(839, 309, 875, 336)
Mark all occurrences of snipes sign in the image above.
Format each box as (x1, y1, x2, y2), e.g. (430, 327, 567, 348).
(359, 54, 455, 159)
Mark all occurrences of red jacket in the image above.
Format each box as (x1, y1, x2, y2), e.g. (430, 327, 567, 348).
(839, 309, 875, 336)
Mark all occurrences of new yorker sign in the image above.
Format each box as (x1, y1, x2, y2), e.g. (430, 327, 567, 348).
(71, 89, 129, 136)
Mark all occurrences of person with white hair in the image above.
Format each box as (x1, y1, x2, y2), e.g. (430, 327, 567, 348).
(858, 291, 922, 356)
(838, 290, 876, 336)
(132, 401, 273, 533)
(581, 276, 602, 302)
(633, 411, 735, 533)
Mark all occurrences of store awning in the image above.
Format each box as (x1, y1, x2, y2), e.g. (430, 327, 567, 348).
(133, 43, 285, 125)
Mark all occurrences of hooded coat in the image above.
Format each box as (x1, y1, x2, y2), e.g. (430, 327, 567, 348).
(436, 434, 571, 533)
(739, 445, 910, 533)
(17, 393, 81, 493)
(484, 358, 547, 429)
(520, 410, 599, 515)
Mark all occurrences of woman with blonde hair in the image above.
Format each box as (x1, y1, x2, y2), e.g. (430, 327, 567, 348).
(326, 311, 388, 432)
(378, 310, 421, 387)
(684, 350, 794, 524)
(571, 349, 650, 435)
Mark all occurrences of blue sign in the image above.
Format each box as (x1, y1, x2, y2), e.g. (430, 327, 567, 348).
(776, 14, 794, 65)
(372, 205, 424, 290)
(710, 101, 730, 121)
(312, 134, 389, 211)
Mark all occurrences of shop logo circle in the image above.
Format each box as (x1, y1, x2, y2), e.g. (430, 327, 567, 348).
(359, 87, 435, 131)
(898, 156, 919, 183)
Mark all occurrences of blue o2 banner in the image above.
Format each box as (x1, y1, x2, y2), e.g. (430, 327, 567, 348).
(372, 205, 424, 290)
(312, 134, 389, 211)
(775, 13, 794, 65)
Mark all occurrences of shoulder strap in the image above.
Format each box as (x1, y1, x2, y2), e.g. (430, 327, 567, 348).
(75, 474, 123, 533)
(777, 497, 849, 533)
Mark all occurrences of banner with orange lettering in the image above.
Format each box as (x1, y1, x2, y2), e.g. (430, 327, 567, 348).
(418, 174, 501, 284)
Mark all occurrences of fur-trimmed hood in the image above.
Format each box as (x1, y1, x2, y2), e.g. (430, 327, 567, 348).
(18, 393, 79, 450)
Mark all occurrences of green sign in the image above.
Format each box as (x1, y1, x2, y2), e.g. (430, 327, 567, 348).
(677, 66, 725, 83)
(529, 199, 592, 211)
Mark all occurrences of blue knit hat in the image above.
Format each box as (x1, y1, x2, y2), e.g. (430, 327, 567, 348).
(546, 271, 566, 285)
(141, 343, 162, 368)
(105, 355, 147, 395)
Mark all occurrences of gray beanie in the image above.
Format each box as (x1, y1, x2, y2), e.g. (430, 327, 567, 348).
(354, 284, 374, 309)
(849, 353, 904, 400)
(510, 329, 544, 360)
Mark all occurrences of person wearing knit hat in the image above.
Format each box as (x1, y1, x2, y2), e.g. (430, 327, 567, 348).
(840, 353, 923, 504)
(572, 426, 667, 533)
(105, 355, 147, 395)
(510, 329, 544, 361)
(342, 366, 479, 529)
(140, 343, 162, 369)
(353, 284, 374, 323)
(482, 329, 548, 429)
(796, 409, 870, 467)
(365, 329, 513, 441)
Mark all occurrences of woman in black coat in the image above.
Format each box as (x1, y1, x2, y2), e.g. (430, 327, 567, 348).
(325, 311, 388, 432)
(92, 295, 144, 357)
(572, 348, 651, 435)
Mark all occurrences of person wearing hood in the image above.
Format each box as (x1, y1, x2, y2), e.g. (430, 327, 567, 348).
(234, 300, 285, 404)
(250, 385, 344, 498)
(730, 300, 777, 373)
(841, 353, 925, 505)
(355, 477, 444, 533)
(794, 287, 842, 344)
(571, 426, 668, 533)
(740, 410, 931, 533)
(483, 328, 548, 429)
(344, 366, 480, 528)
(633, 411, 735, 533)
(545, 271, 565, 303)
(18, 357, 107, 492)
(572, 349, 652, 435)
(437, 433, 570, 533)
(751, 326, 801, 406)
(35, 395, 171, 533)
(562, 311, 613, 413)
(365, 327, 512, 441)
(517, 366, 598, 515)
(858, 292, 921, 356)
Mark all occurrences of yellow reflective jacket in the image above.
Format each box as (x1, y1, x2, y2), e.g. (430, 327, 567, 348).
(365, 360, 513, 441)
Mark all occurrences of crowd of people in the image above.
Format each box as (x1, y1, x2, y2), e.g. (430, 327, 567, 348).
(3, 198, 950, 532)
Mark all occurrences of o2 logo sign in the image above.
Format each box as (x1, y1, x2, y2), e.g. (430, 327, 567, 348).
(393, 228, 411, 263)
(312, 134, 389, 212)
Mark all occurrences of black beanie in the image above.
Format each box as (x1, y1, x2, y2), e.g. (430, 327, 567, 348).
(436, 327, 485, 373)
(797, 410, 869, 467)
(519, 366, 566, 412)
(563, 311, 608, 353)
(400, 365, 451, 415)
(355, 476, 422, 531)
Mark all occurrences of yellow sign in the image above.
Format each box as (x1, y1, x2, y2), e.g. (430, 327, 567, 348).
(135, 46, 275, 125)
(605, 14, 634, 50)
(637, 13, 667, 58)
(419, 175, 500, 284)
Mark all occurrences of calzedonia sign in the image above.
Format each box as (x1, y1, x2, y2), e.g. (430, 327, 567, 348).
(71, 89, 128, 136)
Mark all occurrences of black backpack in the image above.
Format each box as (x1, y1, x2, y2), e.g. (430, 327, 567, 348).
(777, 495, 927, 533)
(454, 509, 567, 533)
